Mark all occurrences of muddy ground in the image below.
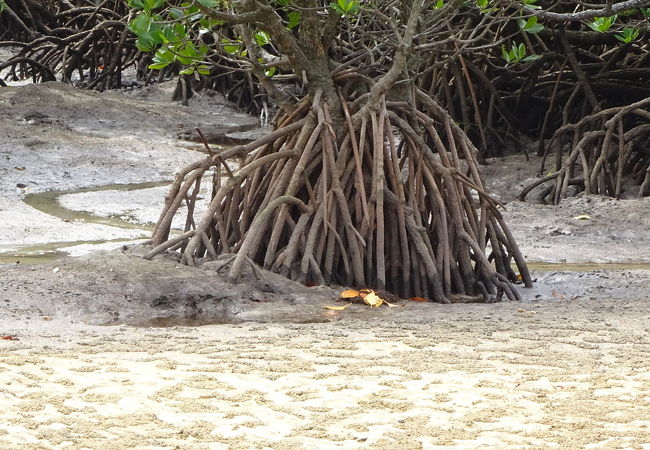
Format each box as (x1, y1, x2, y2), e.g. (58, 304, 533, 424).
(0, 82, 649, 448)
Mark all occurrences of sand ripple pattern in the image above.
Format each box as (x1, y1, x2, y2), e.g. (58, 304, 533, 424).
(1, 300, 649, 449)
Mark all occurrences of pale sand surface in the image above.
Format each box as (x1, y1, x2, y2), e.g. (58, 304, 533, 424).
(2, 298, 649, 449)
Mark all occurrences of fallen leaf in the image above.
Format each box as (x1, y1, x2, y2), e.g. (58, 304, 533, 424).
(323, 303, 352, 311)
(384, 300, 404, 308)
(1, 336, 19, 341)
(358, 288, 373, 298)
(408, 296, 428, 302)
(551, 289, 565, 299)
(362, 292, 383, 307)
(340, 289, 360, 298)
(15, 167, 26, 171)
(573, 214, 592, 220)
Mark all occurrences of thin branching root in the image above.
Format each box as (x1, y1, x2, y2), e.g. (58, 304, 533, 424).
(0, 0, 142, 90)
(521, 97, 650, 203)
(147, 87, 531, 303)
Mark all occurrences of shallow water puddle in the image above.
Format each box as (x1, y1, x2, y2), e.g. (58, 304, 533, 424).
(4, 158, 243, 264)
(0, 182, 168, 264)
(0, 238, 141, 264)
(23, 181, 170, 229)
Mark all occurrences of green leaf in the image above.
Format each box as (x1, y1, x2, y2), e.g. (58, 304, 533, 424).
(526, 23, 544, 33)
(136, 36, 157, 52)
(519, 16, 544, 34)
(616, 27, 639, 43)
(168, 8, 185, 20)
(222, 39, 242, 55)
(145, 0, 165, 9)
(517, 42, 526, 59)
(254, 31, 270, 46)
(196, 0, 220, 7)
(588, 15, 617, 32)
(330, 0, 359, 16)
(148, 47, 174, 69)
(330, 2, 344, 15)
(501, 45, 511, 63)
(179, 67, 195, 75)
(287, 11, 300, 29)
(522, 0, 541, 9)
(128, 0, 164, 11)
(523, 54, 542, 62)
(127, 0, 145, 9)
(128, 13, 152, 34)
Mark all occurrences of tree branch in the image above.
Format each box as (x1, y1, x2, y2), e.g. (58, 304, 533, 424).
(532, 0, 650, 22)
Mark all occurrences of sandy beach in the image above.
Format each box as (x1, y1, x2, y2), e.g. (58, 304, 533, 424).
(2, 297, 649, 449)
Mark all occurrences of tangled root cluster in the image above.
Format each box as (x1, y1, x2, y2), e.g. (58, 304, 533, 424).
(147, 88, 531, 303)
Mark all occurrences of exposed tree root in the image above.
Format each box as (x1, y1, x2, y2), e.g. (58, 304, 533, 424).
(0, 0, 141, 90)
(520, 97, 650, 203)
(0, 0, 265, 107)
(148, 89, 531, 303)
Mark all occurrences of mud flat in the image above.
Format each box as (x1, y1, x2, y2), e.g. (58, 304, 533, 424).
(1, 83, 649, 448)
(0, 81, 249, 260)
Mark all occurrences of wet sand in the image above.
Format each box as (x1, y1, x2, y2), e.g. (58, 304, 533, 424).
(2, 297, 649, 449)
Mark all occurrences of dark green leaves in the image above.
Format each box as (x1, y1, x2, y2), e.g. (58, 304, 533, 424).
(127, 0, 165, 12)
(518, 16, 544, 34)
(287, 11, 300, 29)
(128, 13, 165, 52)
(588, 15, 617, 32)
(475, 0, 497, 14)
(196, 0, 220, 7)
(522, 0, 541, 11)
(222, 39, 244, 55)
(254, 31, 270, 46)
(615, 27, 639, 43)
(501, 42, 541, 65)
(149, 48, 174, 69)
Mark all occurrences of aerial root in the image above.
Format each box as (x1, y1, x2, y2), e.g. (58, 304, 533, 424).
(147, 91, 530, 302)
(521, 97, 650, 203)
